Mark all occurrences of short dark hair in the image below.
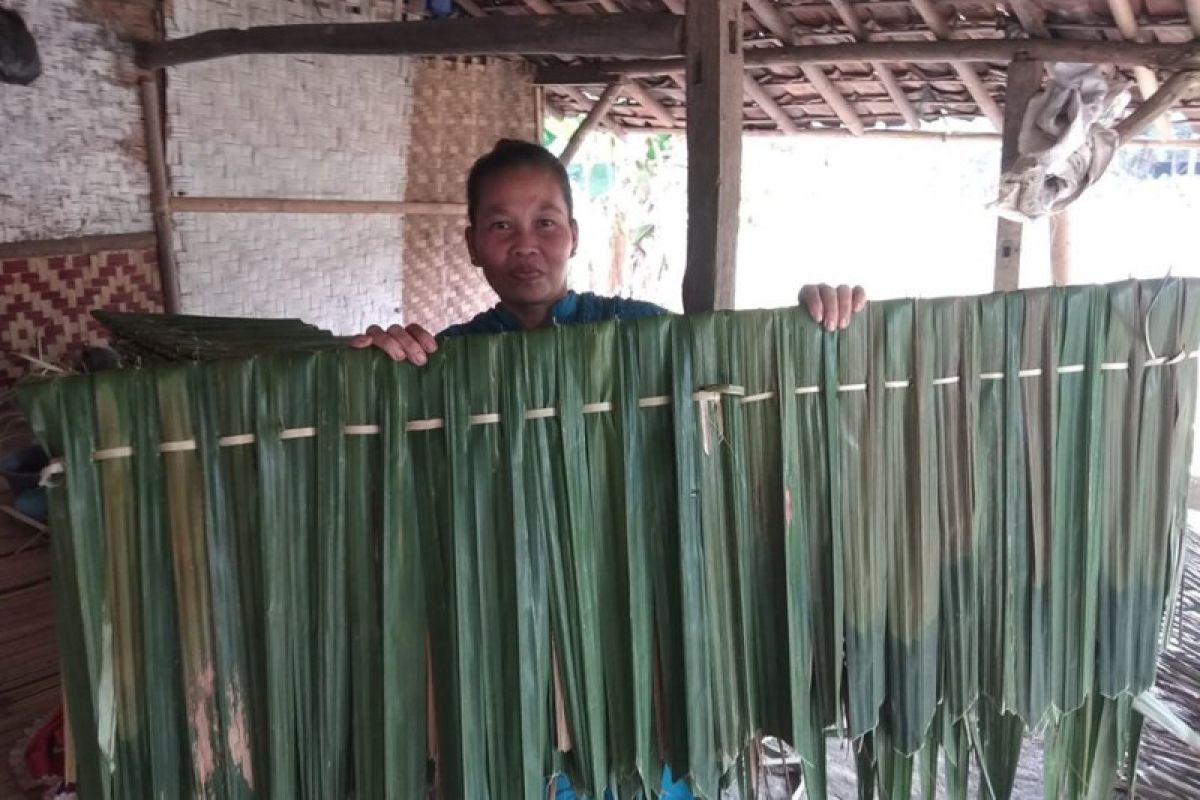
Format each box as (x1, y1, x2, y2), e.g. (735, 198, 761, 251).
(466, 139, 574, 226)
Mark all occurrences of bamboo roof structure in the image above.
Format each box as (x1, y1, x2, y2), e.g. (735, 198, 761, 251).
(457, 0, 1200, 135)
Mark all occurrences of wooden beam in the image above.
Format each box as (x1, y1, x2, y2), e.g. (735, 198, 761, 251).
(138, 14, 685, 69)
(622, 81, 678, 129)
(910, 0, 1003, 129)
(628, 125, 1200, 148)
(682, 0, 743, 313)
(453, 0, 486, 15)
(744, 0, 865, 134)
(0, 232, 157, 260)
(560, 81, 624, 164)
(1107, 0, 1173, 139)
(1116, 70, 1200, 143)
(170, 197, 467, 215)
(139, 74, 181, 314)
(828, 0, 921, 129)
(1190, 0, 1200, 36)
(742, 75, 799, 133)
(1008, 0, 1051, 39)
(532, 39, 1200, 83)
(993, 58, 1043, 292)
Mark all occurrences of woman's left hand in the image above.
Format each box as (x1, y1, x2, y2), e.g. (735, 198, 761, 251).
(799, 284, 867, 331)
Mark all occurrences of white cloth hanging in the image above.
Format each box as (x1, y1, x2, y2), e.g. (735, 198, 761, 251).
(994, 63, 1131, 222)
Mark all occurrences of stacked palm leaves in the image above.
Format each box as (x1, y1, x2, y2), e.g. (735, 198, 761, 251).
(93, 310, 343, 364)
(20, 280, 1200, 800)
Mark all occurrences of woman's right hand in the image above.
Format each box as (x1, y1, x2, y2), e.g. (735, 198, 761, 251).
(349, 323, 438, 365)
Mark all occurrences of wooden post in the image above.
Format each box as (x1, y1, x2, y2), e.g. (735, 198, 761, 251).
(535, 85, 546, 146)
(682, 0, 743, 313)
(139, 74, 181, 314)
(1049, 211, 1071, 287)
(993, 58, 1043, 292)
(560, 82, 624, 165)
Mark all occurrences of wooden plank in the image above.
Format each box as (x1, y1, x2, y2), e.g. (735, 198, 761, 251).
(140, 74, 181, 314)
(993, 58, 1044, 292)
(531, 40, 1200, 84)
(171, 197, 467, 215)
(1116, 71, 1200, 143)
(0, 631, 59, 693)
(0, 231, 156, 260)
(0, 547, 52, 594)
(138, 14, 685, 69)
(560, 81, 625, 164)
(682, 0, 743, 313)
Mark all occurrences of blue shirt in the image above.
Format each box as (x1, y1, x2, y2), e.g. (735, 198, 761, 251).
(439, 290, 668, 338)
(441, 290, 691, 799)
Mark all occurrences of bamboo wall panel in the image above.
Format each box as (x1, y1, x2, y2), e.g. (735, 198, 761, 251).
(19, 280, 1200, 799)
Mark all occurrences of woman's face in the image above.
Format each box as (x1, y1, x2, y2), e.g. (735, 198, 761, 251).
(465, 165, 578, 309)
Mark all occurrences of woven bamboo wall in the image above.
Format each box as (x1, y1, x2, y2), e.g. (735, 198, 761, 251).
(0, 247, 163, 387)
(165, 0, 416, 335)
(401, 59, 538, 334)
(0, 0, 154, 241)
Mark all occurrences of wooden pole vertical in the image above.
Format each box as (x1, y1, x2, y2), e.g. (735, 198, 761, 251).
(681, 0, 743, 312)
(139, 73, 182, 314)
(1050, 211, 1071, 287)
(992, 58, 1043, 292)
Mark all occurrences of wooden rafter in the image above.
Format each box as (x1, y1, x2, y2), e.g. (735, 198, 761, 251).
(517, 0, 679, 130)
(451, 0, 617, 127)
(742, 76, 800, 133)
(622, 81, 678, 128)
(827, 0, 921, 129)
(1116, 71, 1200, 143)
(745, 0, 865, 134)
(1008, 0, 1051, 39)
(138, 13, 684, 68)
(660, 0, 798, 134)
(532, 40, 1200, 84)
(560, 81, 625, 163)
(1107, 0, 1174, 139)
(909, 0, 1004, 129)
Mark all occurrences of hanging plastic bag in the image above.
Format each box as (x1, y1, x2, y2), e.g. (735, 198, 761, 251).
(994, 63, 1130, 222)
(0, 6, 40, 85)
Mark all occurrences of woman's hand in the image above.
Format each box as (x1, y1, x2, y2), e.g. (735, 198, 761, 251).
(349, 323, 438, 364)
(799, 284, 867, 331)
